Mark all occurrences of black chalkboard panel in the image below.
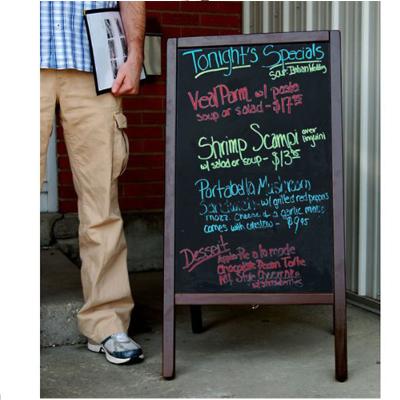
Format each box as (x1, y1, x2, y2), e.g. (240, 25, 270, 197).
(163, 31, 347, 382)
(174, 41, 333, 293)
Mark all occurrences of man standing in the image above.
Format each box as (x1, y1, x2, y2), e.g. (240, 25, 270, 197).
(40, 1, 145, 364)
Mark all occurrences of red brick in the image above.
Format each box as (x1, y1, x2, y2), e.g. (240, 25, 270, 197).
(142, 112, 165, 125)
(180, 27, 222, 37)
(212, 2, 242, 13)
(58, 156, 70, 170)
(58, 171, 73, 185)
(147, 19, 163, 36)
(58, 186, 76, 198)
(146, 1, 181, 12)
(145, 11, 162, 20)
(123, 97, 163, 111)
(123, 112, 142, 125)
(180, 1, 242, 13)
(56, 125, 64, 135)
(131, 154, 164, 168)
(160, 26, 182, 39)
(179, 2, 212, 13)
(125, 126, 164, 139)
(59, 200, 78, 213)
(201, 14, 241, 27)
(143, 139, 165, 153)
(119, 197, 164, 211)
(123, 182, 164, 197)
(162, 13, 199, 26)
(57, 141, 68, 155)
(138, 83, 165, 96)
(130, 139, 165, 153)
(119, 168, 164, 183)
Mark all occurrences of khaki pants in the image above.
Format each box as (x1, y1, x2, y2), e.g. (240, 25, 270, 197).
(40, 69, 134, 344)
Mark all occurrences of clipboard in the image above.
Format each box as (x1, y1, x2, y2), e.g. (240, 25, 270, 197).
(84, 7, 146, 95)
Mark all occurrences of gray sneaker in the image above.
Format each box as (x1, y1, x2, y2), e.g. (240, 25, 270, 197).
(88, 332, 144, 364)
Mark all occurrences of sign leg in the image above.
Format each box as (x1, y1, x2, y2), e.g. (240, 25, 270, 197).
(334, 300, 348, 381)
(163, 36, 176, 379)
(163, 300, 175, 379)
(190, 305, 203, 333)
(330, 28, 347, 382)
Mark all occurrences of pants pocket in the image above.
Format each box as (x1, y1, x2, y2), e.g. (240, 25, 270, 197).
(112, 111, 130, 180)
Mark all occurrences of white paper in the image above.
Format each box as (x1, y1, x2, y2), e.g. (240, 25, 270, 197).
(85, 9, 145, 93)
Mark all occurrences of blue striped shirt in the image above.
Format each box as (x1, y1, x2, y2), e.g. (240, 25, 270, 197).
(40, 1, 118, 72)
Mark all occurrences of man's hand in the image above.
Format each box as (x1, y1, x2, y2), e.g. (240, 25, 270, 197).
(112, 54, 142, 96)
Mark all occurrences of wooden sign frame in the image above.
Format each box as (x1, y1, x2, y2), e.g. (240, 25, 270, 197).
(163, 31, 347, 381)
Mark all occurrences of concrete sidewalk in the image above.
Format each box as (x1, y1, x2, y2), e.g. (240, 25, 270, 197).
(40, 250, 380, 398)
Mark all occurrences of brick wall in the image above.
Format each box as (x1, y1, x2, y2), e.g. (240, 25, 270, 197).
(57, 1, 243, 213)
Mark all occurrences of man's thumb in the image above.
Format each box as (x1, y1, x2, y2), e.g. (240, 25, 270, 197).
(112, 70, 124, 94)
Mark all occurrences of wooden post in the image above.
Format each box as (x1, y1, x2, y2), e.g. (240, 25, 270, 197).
(163, 38, 177, 380)
(162, 293, 175, 379)
(330, 30, 348, 382)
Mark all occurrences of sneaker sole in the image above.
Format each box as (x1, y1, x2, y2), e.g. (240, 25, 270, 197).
(88, 342, 144, 365)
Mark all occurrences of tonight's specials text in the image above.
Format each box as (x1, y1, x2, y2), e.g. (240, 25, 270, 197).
(176, 41, 332, 292)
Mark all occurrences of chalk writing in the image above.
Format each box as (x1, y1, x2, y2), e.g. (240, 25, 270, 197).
(190, 82, 304, 123)
(179, 234, 230, 272)
(179, 236, 307, 289)
(196, 122, 326, 172)
(187, 84, 252, 111)
(262, 43, 325, 70)
(181, 43, 327, 80)
(182, 47, 259, 78)
(195, 175, 328, 234)
(198, 136, 248, 161)
(301, 127, 327, 147)
(268, 63, 328, 81)
(175, 41, 333, 293)
(195, 176, 312, 201)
